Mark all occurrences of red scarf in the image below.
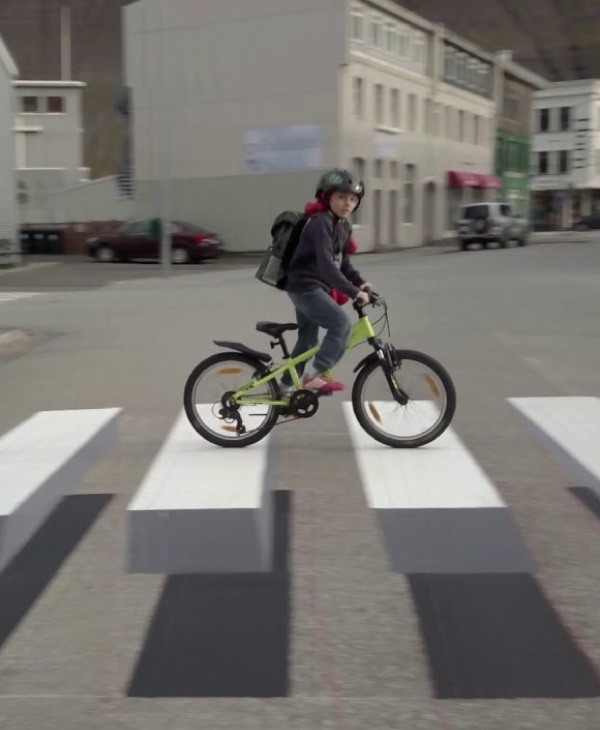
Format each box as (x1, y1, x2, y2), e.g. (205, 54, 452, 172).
(304, 201, 357, 306)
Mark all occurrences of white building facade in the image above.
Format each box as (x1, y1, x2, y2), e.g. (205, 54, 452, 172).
(14, 80, 90, 224)
(124, 0, 502, 252)
(0, 34, 19, 266)
(531, 79, 600, 229)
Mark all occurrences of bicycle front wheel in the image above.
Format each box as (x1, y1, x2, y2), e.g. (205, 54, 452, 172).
(352, 349, 456, 448)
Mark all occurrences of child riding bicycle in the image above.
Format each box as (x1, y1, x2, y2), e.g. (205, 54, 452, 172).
(280, 168, 374, 394)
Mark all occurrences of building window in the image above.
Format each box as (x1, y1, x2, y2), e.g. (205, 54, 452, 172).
(390, 88, 400, 127)
(47, 96, 65, 113)
(408, 93, 417, 131)
(458, 110, 465, 142)
(447, 187, 461, 229)
(400, 29, 411, 59)
(558, 150, 570, 174)
(423, 98, 431, 134)
(21, 96, 38, 113)
(503, 94, 519, 120)
(374, 159, 384, 177)
(404, 164, 415, 223)
(560, 106, 571, 131)
(374, 83, 384, 125)
(352, 77, 364, 120)
(385, 23, 398, 54)
(538, 151, 548, 174)
(352, 157, 365, 224)
(390, 160, 399, 178)
(474, 115, 480, 144)
(369, 17, 383, 47)
(351, 8, 365, 41)
(538, 108, 549, 132)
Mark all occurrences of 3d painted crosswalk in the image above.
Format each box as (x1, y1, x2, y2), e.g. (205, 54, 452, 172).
(343, 400, 534, 574)
(0, 407, 121, 571)
(1, 397, 600, 701)
(127, 406, 273, 574)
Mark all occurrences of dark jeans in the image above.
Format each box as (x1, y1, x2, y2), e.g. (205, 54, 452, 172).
(281, 288, 352, 385)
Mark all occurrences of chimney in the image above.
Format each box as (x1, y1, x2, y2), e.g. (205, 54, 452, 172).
(60, 6, 72, 80)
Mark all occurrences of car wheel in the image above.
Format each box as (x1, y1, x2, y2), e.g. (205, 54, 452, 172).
(172, 247, 190, 265)
(95, 245, 115, 263)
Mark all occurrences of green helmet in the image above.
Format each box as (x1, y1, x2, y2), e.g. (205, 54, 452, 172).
(315, 168, 365, 208)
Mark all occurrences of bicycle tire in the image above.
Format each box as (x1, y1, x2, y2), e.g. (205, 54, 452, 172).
(352, 349, 456, 448)
(183, 352, 279, 448)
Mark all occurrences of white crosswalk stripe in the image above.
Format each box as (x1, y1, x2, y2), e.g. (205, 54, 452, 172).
(509, 396, 600, 493)
(127, 406, 273, 575)
(0, 407, 121, 571)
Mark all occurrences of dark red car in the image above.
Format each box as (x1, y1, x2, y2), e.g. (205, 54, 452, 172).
(86, 219, 225, 264)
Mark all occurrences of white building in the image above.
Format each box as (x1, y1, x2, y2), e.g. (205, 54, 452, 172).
(0, 33, 19, 266)
(124, 0, 502, 252)
(531, 79, 600, 229)
(13, 80, 90, 224)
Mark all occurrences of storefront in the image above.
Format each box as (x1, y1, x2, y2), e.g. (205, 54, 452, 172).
(446, 170, 502, 228)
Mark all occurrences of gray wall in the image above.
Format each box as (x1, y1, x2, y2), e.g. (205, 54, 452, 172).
(125, 0, 348, 252)
(134, 170, 327, 251)
(0, 51, 18, 264)
(47, 176, 133, 224)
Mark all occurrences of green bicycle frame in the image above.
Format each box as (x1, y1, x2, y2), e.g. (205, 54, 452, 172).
(232, 314, 376, 406)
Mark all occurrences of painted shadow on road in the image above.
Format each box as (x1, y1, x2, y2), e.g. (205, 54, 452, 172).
(0, 493, 113, 651)
(126, 490, 291, 699)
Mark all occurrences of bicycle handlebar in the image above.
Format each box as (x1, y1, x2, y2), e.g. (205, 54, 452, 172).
(352, 289, 383, 313)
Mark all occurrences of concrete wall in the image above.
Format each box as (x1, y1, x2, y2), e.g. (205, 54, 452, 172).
(133, 170, 324, 252)
(47, 175, 133, 224)
(125, 0, 347, 251)
(16, 168, 68, 224)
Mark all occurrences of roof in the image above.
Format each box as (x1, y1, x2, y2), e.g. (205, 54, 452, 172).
(13, 80, 86, 89)
(0, 32, 18, 79)
(533, 78, 600, 98)
(504, 59, 549, 90)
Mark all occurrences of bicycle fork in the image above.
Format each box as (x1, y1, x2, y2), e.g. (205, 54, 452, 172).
(376, 348, 409, 406)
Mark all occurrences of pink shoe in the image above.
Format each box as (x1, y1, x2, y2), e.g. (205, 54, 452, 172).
(302, 372, 345, 393)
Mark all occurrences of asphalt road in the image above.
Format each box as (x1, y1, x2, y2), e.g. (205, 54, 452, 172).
(0, 239, 599, 729)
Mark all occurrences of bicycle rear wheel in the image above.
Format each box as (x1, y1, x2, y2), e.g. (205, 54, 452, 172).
(352, 349, 456, 448)
(183, 352, 279, 448)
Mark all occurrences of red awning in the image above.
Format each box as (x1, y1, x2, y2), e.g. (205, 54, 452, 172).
(447, 170, 480, 187)
(477, 173, 503, 189)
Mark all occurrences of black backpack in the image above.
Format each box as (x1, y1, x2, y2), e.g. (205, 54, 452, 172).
(255, 210, 308, 290)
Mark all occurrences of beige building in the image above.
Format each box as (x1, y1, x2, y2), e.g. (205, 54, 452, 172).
(124, 0, 502, 252)
(14, 80, 90, 224)
(531, 79, 600, 229)
(0, 33, 18, 265)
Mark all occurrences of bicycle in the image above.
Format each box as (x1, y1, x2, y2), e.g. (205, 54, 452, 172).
(183, 291, 456, 448)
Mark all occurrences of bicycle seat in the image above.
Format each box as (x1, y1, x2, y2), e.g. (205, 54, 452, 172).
(256, 321, 298, 338)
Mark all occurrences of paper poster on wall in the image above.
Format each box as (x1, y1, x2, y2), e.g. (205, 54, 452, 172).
(373, 130, 398, 160)
(244, 125, 323, 173)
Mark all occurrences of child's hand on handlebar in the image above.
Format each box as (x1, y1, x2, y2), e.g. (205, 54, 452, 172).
(355, 290, 370, 306)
